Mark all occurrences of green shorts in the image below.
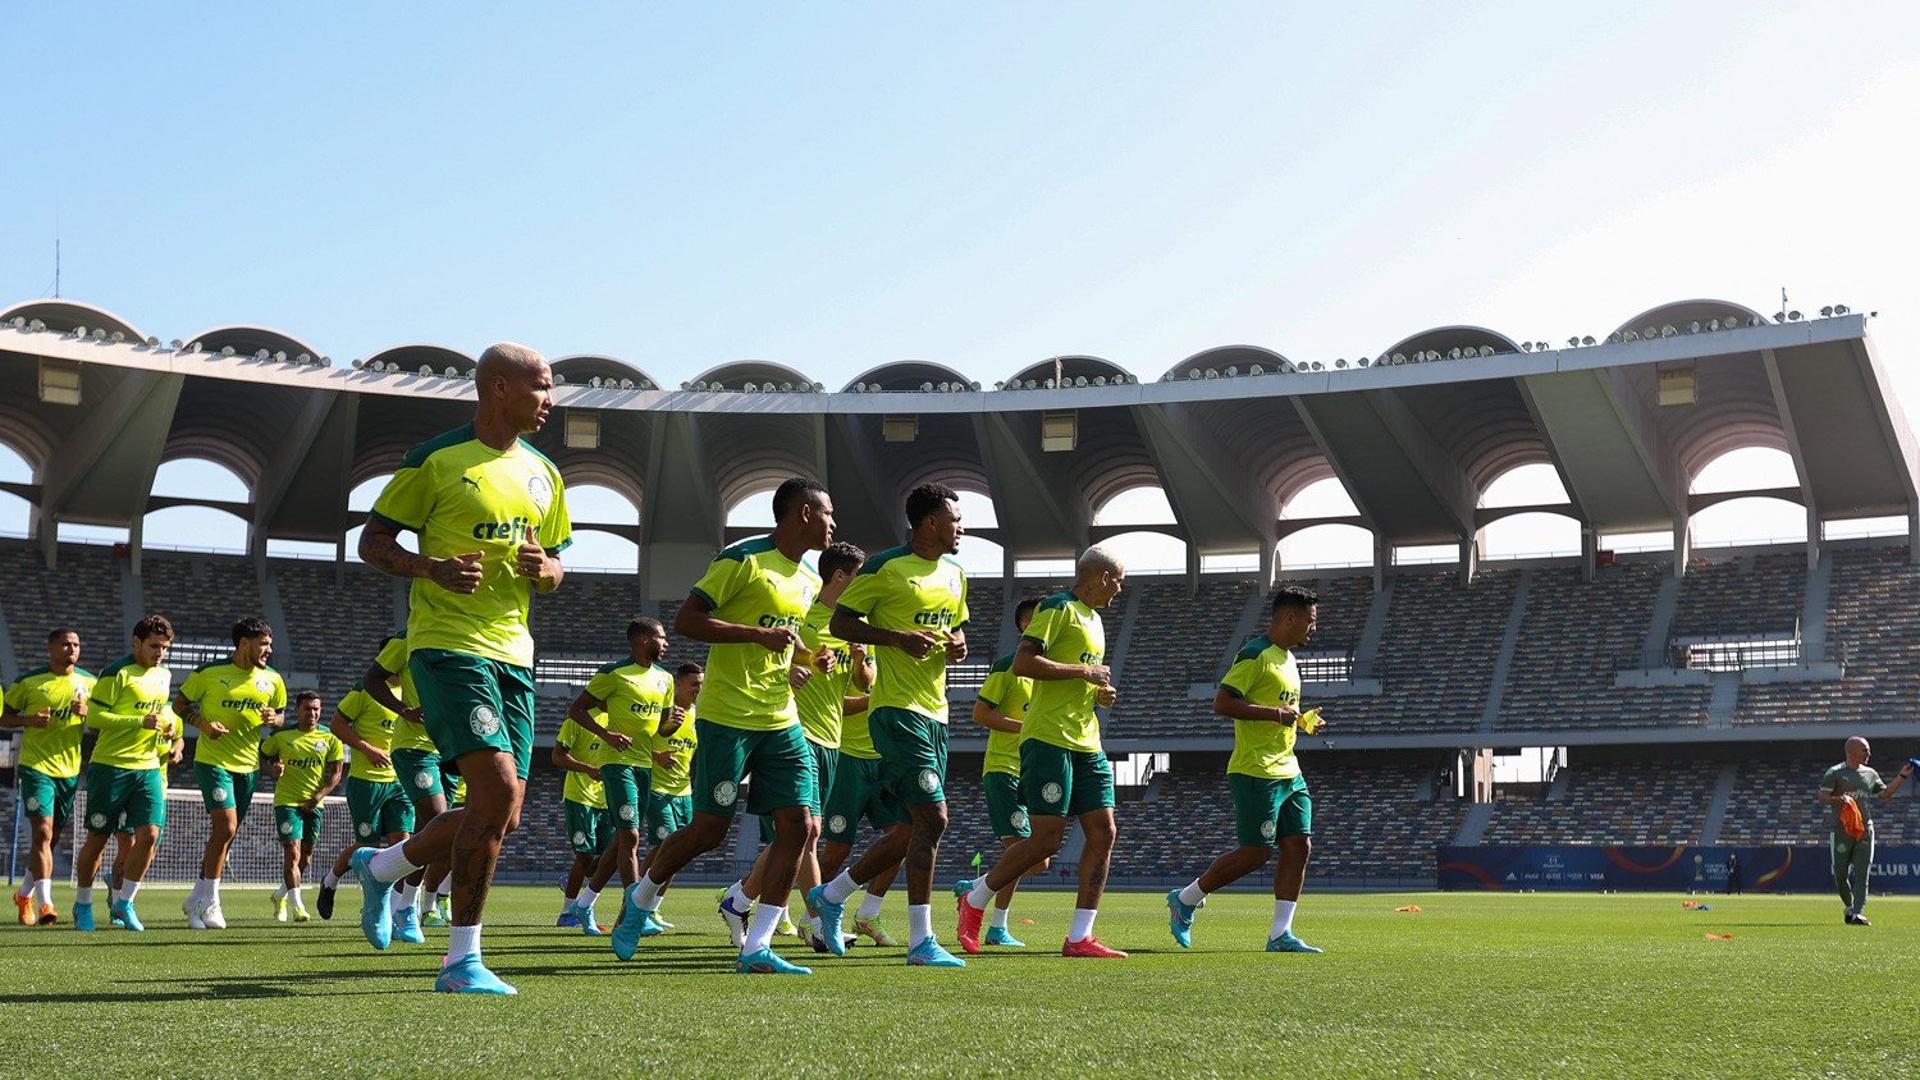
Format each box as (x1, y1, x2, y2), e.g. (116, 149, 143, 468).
(564, 799, 614, 855)
(758, 739, 838, 842)
(691, 718, 818, 820)
(408, 647, 537, 779)
(345, 776, 415, 841)
(1019, 741, 1114, 819)
(193, 762, 259, 821)
(822, 754, 909, 844)
(393, 748, 451, 807)
(1230, 773, 1312, 846)
(83, 764, 166, 835)
(982, 770, 1031, 839)
(274, 804, 324, 843)
(646, 792, 693, 844)
(602, 763, 653, 832)
(19, 766, 81, 829)
(867, 706, 948, 806)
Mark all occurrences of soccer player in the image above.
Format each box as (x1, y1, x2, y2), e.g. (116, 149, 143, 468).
(957, 546, 1124, 958)
(818, 657, 908, 948)
(175, 616, 288, 930)
(1166, 586, 1327, 954)
(642, 662, 703, 928)
(812, 483, 971, 967)
(1818, 736, 1914, 926)
(564, 617, 678, 935)
(71, 615, 178, 933)
(260, 690, 344, 922)
(953, 596, 1046, 946)
(362, 632, 457, 928)
(551, 706, 612, 930)
(721, 541, 868, 952)
(318, 673, 417, 935)
(608, 476, 832, 975)
(348, 343, 571, 995)
(3, 629, 94, 926)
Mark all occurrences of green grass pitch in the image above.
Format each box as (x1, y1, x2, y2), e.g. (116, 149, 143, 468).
(5, 885, 1909, 1077)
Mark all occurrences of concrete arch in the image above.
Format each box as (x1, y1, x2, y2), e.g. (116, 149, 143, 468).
(1161, 344, 1294, 381)
(1005, 354, 1136, 389)
(844, 360, 976, 393)
(691, 360, 819, 392)
(1377, 325, 1522, 362)
(0, 299, 149, 342)
(185, 324, 325, 362)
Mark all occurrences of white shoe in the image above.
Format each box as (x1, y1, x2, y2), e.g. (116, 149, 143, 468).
(203, 899, 227, 929)
(184, 898, 208, 931)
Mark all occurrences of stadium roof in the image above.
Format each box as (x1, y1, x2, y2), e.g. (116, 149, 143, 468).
(1, 297, 1910, 573)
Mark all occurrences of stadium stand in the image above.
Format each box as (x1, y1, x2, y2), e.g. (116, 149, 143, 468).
(1718, 754, 1920, 845)
(141, 550, 264, 654)
(1480, 758, 1711, 845)
(1669, 552, 1806, 641)
(531, 571, 647, 659)
(1105, 575, 1257, 738)
(270, 559, 399, 702)
(1336, 567, 1518, 734)
(0, 541, 127, 674)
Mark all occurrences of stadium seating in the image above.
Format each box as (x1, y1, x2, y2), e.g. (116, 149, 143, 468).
(1669, 552, 1806, 641)
(141, 550, 264, 652)
(1480, 759, 1711, 845)
(271, 560, 399, 703)
(531, 571, 648, 658)
(1105, 575, 1256, 738)
(1334, 568, 1519, 734)
(1717, 755, 1920, 845)
(0, 541, 127, 674)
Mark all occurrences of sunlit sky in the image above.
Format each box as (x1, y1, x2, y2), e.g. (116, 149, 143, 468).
(4, 3, 1917, 572)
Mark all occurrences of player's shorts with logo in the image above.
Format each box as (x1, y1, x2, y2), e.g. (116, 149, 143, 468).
(601, 763, 652, 832)
(759, 739, 837, 842)
(1229, 773, 1311, 847)
(646, 792, 693, 843)
(83, 764, 166, 835)
(1019, 740, 1114, 819)
(409, 647, 537, 779)
(18, 766, 80, 828)
(193, 763, 259, 820)
(393, 747, 454, 805)
(345, 776, 415, 840)
(982, 771, 1032, 839)
(691, 718, 818, 820)
(564, 798, 614, 855)
(867, 706, 948, 806)
(274, 805, 324, 842)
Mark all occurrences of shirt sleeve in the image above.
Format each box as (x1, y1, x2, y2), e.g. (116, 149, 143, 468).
(584, 670, 621, 705)
(375, 636, 409, 675)
(269, 674, 287, 711)
(259, 731, 280, 758)
(955, 572, 970, 629)
(326, 737, 345, 764)
(538, 465, 572, 554)
(556, 719, 580, 752)
(370, 456, 436, 532)
(836, 566, 884, 618)
(690, 555, 747, 611)
(179, 667, 208, 704)
(1219, 656, 1268, 700)
(1021, 604, 1058, 650)
(978, 667, 1008, 710)
(2, 680, 21, 711)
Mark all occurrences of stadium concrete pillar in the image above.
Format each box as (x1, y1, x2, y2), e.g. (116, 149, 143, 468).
(1672, 516, 1691, 578)
(1372, 534, 1389, 593)
(1258, 541, 1276, 592)
(1805, 503, 1821, 571)
(1581, 526, 1599, 582)
(1458, 536, 1478, 587)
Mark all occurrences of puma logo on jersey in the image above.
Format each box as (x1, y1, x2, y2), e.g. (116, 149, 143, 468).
(461, 476, 482, 490)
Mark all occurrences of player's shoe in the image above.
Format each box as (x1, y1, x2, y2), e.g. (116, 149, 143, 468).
(1267, 931, 1323, 953)
(573, 903, 605, 936)
(433, 895, 452, 923)
(983, 925, 1026, 947)
(349, 849, 392, 950)
(736, 947, 811, 974)
(112, 899, 145, 933)
(639, 910, 666, 937)
(394, 906, 426, 944)
(435, 954, 517, 996)
(316, 882, 336, 920)
(291, 898, 311, 923)
(422, 902, 449, 927)
(777, 911, 799, 938)
(72, 901, 96, 931)
(804, 885, 849, 956)
(14, 893, 32, 925)
(203, 900, 227, 930)
(557, 907, 580, 928)
(35, 903, 58, 927)
(110, 906, 127, 928)
(906, 938, 966, 967)
(1846, 912, 1872, 927)
(1166, 889, 1198, 949)
(274, 895, 291, 923)
(184, 896, 208, 930)
(717, 893, 751, 949)
(611, 885, 654, 961)
(652, 916, 676, 930)
(808, 930, 860, 953)
(855, 917, 899, 947)
(1061, 936, 1126, 958)
(955, 893, 986, 955)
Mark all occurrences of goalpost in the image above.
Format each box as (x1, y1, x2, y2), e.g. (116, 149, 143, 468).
(69, 788, 353, 887)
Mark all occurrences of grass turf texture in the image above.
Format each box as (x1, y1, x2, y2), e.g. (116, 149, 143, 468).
(4, 886, 1908, 1077)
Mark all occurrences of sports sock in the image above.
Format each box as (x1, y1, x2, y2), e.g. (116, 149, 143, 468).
(577, 886, 600, 911)
(321, 870, 341, 889)
(965, 877, 994, 910)
(289, 886, 303, 905)
(76, 885, 95, 905)
(743, 904, 784, 954)
(989, 905, 1010, 929)
(115, 881, 142, 905)
(398, 882, 421, 909)
(724, 880, 751, 910)
(1068, 907, 1097, 943)
(367, 844, 420, 883)
(447, 923, 482, 962)
(274, 886, 287, 902)
(1178, 880, 1207, 908)
(435, 876, 453, 899)
(1270, 899, 1297, 939)
(631, 872, 665, 912)
(907, 904, 933, 948)
(206, 877, 222, 904)
(33, 879, 53, 906)
(821, 869, 860, 906)
(13, 879, 28, 899)
(857, 890, 885, 921)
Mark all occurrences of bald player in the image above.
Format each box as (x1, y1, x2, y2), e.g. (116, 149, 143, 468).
(1818, 736, 1913, 926)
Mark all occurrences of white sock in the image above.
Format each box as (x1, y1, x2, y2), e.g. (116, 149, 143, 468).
(115, 881, 142, 904)
(368, 844, 421, 882)
(399, 882, 421, 909)
(33, 879, 53, 906)
(822, 869, 860, 906)
(274, 886, 287, 901)
(966, 877, 994, 910)
(908, 903, 933, 948)
(289, 885, 303, 905)
(631, 872, 665, 912)
(1068, 907, 1097, 943)
(724, 880, 751, 910)
(744, 903, 784, 954)
(76, 885, 95, 905)
(577, 886, 600, 911)
(322, 870, 341, 889)
(1179, 880, 1208, 908)
(447, 923, 481, 961)
(205, 877, 221, 903)
(989, 905, 1010, 929)
(857, 890, 885, 921)
(435, 876, 453, 899)
(14, 879, 28, 898)
(1270, 899, 1297, 939)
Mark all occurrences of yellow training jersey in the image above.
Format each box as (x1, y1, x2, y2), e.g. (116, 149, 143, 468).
(335, 683, 400, 783)
(977, 652, 1033, 778)
(370, 423, 573, 668)
(556, 717, 609, 808)
(585, 660, 676, 767)
(834, 545, 968, 724)
(87, 657, 175, 771)
(794, 601, 853, 748)
(375, 634, 435, 753)
(181, 661, 287, 772)
(5, 666, 96, 778)
(1020, 590, 1106, 754)
(262, 726, 345, 806)
(1219, 635, 1304, 780)
(688, 537, 819, 731)
(651, 703, 698, 797)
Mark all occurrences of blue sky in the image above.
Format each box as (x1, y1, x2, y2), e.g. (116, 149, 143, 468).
(4, 2, 1917, 570)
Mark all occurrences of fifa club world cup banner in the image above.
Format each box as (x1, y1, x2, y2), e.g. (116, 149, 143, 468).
(1436, 845, 1920, 893)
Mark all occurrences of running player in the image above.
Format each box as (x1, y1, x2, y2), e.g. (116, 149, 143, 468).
(552, 707, 611, 930)
(957, 546, 1124, 958)
(609, 476, 832, 975)
(952, 596, 1045, 946)
(71, 615, 178, 933)
(1818, 736, 1914, 925)
(362, 632, 457, 928)
(813, 483, 970, 967)
(260, 690, 344, 922)
(1166, 586, 1327, 953)
(318, 674, 416, 938)
(642, 662, 703, 929)
(175, 616, 288, 930)
(818, 648, 907, 947)
(349, 343, 571, 994)
(3, 629, 94, 926)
